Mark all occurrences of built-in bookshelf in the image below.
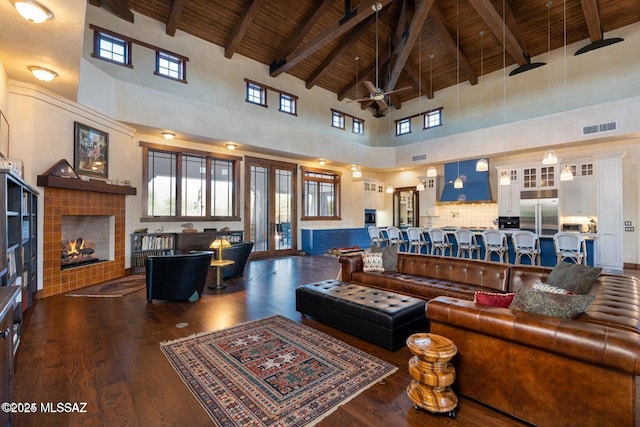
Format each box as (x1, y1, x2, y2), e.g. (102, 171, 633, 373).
(130, 232, 177, 274)
(1, 169, 38, 355)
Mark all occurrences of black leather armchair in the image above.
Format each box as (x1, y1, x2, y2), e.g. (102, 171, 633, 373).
(213, 241, 254, 279)
(146, 251, 213, 302)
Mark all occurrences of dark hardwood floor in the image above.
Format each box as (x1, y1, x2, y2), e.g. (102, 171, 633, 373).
(13, 255, 528, 426)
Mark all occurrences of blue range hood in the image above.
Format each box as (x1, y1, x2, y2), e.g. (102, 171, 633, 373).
(440, 159, 493, 203)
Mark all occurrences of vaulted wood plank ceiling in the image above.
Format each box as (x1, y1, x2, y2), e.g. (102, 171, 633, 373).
(90, 0, 640, 114)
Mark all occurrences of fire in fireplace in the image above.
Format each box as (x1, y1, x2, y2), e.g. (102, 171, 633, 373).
(60, 215, 114, 270)
(61, 238, 101, 268)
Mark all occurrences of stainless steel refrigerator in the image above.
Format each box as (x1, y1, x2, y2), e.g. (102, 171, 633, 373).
(519, 190, 559, 236)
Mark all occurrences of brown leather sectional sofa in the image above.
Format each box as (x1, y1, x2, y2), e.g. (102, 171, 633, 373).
(338, 253, 640, 427)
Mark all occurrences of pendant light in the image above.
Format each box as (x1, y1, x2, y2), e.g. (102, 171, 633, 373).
(385, 183, 394, 193)
(416, 178, 425, 191)
(558, 2, 572, 182)
(498, 0, 510, 186)
(426, 166, 437, 177)
(540, 2, 558, 165)
(351, 164, 362, 178)
(476, 31, 489, 172)
(454, 1, 463, 189)
(424, 53, 437, 179)
(560, 164, 573, 181)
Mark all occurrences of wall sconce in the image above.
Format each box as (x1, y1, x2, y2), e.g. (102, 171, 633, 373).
(29, 66, 57, 81)
(12, 0, 53, 23)
(351, 165, 362, 178)
(385, 183, 394, 194)
(209, 238, 231, 261)
(161, 132, 175, 140)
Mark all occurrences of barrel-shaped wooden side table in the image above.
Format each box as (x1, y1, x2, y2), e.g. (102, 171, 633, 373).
(406, 333, 458, 419)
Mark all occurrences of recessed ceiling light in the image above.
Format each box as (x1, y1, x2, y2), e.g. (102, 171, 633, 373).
(12, 0, 53, 23)
(28, 66, 57, 81)
(318, 159, 327, 165)
(225, 143, 237, 150)
(161, 132, 175, 140)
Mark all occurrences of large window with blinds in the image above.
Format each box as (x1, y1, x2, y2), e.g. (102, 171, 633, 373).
(141, 142, 241, 221)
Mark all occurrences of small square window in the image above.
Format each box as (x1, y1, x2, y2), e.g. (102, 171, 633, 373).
(396, 118, 411, 135)
(352, 118, 364, 134)
(424, 108, 443, 129)
(332, 111, 345, 129)
(279, 93, 297, 115)
(94, 32, 131, 66)
(156, 51, 186, 82)
(247, 82, 266, 106)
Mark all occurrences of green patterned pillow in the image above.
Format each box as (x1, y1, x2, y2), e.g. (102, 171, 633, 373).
(547, 262, 602, 294)
(508, 288, 594, 319)
(362, 252, 385, 272)
(370, 244, 398, 272)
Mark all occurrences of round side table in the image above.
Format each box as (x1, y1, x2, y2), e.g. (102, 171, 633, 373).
(209, 260, 234, 289)
(406, 333, 458, 419)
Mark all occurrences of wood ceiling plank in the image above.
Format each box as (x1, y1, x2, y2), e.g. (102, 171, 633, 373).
(274, 0, 334, 64)
(468, 0, 528, 66)
(385, 0, 434, 93)
(99, 0, 134, 23)
(306, 15, 374, 90)
(580, 0, 604, 42)
(430, 4, 478, 86)
(225, 0, 267, 59)
(404, 60, 432, 99)
(270, 0, 394, 77)
(166, 0, 186, 37)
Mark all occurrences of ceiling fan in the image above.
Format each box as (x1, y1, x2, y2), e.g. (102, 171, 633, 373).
(348, 3, 412, 111)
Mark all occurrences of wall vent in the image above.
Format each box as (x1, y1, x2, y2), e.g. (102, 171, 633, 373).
(411, 154, 427, 162)
(582, 121, 617, 135)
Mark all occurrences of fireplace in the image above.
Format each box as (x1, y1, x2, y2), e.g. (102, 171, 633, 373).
(61, 215, 114, 269)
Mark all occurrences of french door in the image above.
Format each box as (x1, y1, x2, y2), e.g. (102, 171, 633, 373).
(244, 156, 297, 258)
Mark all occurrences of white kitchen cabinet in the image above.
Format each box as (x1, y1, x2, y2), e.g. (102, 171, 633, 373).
(595, 156, 623, 271)
(362, 180, 384, 210)
(561, 161, 596, 216)
(376, 182, 385, 210)
(521, 165, 557, 190)
(419, 177, 438, 216)
(497, 168, 520, 216)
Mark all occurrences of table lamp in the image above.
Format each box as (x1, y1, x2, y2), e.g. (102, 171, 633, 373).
(209, 238, 231, 261)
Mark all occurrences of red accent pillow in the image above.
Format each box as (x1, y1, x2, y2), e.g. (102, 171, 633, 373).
(474, 291, 516, 308)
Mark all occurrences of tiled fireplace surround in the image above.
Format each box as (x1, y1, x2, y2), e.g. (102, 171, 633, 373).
(42, 187, 126, 297)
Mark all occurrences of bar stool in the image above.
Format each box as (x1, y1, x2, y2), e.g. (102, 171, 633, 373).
(386, 226, 407, 251)
(428, 227, 451, 256)
(406, 227, 429, 254)
(512, 230, 541, 265)
(368, 226, 384, 247)
(553, 232, 587, 265)
(481, 229, 509, 263)
(453, 229, 480, 259)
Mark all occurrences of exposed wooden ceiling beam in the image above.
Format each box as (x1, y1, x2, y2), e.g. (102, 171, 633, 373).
(225, 0, 267, 59)
(274, 0, 334, 64)
(384, 0, 435, 93)
(92, 0, 134, 23)
(337, 47, 391, 101)
(580, 0, 604, 42)
(404, 60, 433, 99)
(270, 0, 394, 77)
(166, 0, 186, 37)
(468, 0, 528, 66)
(306, 16, 374, 90)
(430, 4, 478, 86)
(504, 0, 529, 58)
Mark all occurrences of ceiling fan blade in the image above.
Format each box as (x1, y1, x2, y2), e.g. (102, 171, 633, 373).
(376, 99, 388, 110)
(383, 86, 413, 96)
(347, 96, 374, 103)
(363, 80, 378, 93)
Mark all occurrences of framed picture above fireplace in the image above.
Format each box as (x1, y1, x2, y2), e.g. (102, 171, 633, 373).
(74, 121, 108, 178)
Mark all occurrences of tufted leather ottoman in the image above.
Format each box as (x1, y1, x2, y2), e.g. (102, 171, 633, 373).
(296, 280, 428, 350)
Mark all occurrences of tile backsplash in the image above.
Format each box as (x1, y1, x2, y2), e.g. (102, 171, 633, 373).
(426, 203, 499, 229)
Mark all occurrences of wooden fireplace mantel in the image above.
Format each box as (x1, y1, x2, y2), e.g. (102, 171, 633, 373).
(37, 175, 137, 195)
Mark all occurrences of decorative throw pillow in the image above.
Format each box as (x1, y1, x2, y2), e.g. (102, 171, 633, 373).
(370, 244, 398, 272)
(547, 262, 602, 294)
(474, 291, 516, 308)
(532, 282, 576, 295)
(508, 288, 594, 319)
(362, 252, 385, 272)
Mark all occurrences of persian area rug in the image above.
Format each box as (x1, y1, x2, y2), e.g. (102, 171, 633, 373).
(66, 275, 146, 297)
(160, 315, 398, 427)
